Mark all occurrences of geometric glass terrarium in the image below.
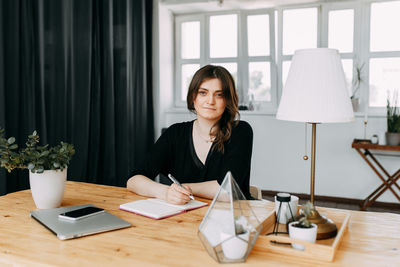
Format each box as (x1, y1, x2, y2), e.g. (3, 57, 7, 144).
(198, 171, 261, 263)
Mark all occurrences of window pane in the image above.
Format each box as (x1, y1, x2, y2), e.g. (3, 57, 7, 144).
(282, 60, 291, 87)
(249, 62, 271, 102)
(369, 58, 400, 107)
(210, 14, 237, 58)
(328, 9, 354, 53)
(341, 59, 353, 97)
(181, 64, 200, 101)
(371, 1, 400, 52)
(181, 21, 200, 59)
(283, 8, 317, 55)
(247, 14, 270, 56)
(210, 63, 237, 83)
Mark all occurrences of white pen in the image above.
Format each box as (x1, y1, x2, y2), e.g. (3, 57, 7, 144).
(167, 174, 194, 200)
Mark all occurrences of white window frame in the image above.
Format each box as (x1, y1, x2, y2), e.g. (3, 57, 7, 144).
(174, 9, 276, 111)
(363, 0, 400, 112)
(276, 4, 322, 101)
(321, 1, 365, 110)
(173, 0, 399, 115)
(243, 9, 277, 112)
(175, 14, 205, 108)
(206, 10, 241, 103)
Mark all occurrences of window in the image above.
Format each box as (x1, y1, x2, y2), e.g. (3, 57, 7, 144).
(181, 64, 200, 101)
(247, 13, 274, 104)
(279, 7, 318, 92)
(248, 14, 270, 56)
(325, 7, 355, 97)
(282, 8, 318, 56)
(369, 58, 400, 107)
(249, 62, 271, 101)
(370, 1, 400, 52)
(173, 1, 400, 113)
(181, 21, 200, 59)
(175, 11, 275, 109)
(175, 16, 203, 103)
(209, 14, 237, 58)
(369, 1, 400, 107)
(328, 9, 354, 53)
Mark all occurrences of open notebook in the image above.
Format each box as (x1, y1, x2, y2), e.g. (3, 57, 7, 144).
(119, 198, 208, 220)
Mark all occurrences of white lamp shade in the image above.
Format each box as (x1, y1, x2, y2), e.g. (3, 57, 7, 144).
(276, 48, 354, 123)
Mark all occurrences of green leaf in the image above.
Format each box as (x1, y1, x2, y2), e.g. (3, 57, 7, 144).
(0, 130, 74, 173)
(9, 144, 18, 150)
(27, 163, 35, 170)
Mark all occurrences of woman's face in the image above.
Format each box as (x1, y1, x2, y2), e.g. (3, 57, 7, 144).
(194, 78, 226, 123)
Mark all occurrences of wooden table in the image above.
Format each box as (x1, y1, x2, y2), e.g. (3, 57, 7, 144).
(352, 139, 400, 210)
(0, 182, 399, 266)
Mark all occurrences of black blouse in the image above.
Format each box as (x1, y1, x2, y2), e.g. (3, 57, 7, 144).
(131, 120, 253, 199)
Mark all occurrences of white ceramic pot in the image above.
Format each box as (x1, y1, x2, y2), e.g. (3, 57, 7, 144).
(220, 231, 249, 260)
(351, 98, 359, 112)
(288, 221, 317, 250)
(386, 132, 400, 146)
(29, 169, 67, 209)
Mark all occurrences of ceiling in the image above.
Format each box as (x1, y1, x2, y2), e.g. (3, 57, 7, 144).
(161, 0, 326, 14)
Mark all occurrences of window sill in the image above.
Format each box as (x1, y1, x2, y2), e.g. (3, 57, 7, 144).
(164, 107, 388, 118)
(165, 107, 277, 116)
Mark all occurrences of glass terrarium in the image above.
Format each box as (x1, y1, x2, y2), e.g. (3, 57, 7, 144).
(198, 171, 261, 263)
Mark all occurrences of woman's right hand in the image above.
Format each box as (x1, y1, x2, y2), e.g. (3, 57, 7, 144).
(165, 183, 192, 205)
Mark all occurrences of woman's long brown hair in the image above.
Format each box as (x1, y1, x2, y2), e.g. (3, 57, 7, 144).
(187, 65, 239, 153)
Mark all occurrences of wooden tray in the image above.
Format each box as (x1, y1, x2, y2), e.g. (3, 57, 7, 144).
(253, 206, 351, 262)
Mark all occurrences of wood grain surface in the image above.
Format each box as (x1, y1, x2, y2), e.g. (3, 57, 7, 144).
(0, 182, 399, 266)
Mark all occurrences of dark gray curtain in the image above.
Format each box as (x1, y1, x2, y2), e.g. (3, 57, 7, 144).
(0, 0, 154, 194)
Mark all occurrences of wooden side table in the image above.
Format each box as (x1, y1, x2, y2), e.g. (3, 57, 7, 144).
(352, 139, 400, 210)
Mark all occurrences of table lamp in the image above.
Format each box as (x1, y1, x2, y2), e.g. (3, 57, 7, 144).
(276, 48, 354, 239)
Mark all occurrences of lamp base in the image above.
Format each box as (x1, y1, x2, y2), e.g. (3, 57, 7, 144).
(306, 208, 337, 240)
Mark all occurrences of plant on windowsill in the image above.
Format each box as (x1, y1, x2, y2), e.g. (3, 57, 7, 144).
(350, 63, 365, 112)
(0, 128, 75, 209)
(288, 201, 318, 250)
(386, 91, 400, 145)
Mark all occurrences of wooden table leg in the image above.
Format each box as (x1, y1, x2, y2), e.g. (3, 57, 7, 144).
(356, 148, 400, 210)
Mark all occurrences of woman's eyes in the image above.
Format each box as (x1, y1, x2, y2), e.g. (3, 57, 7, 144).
(198, 90, 224, 97)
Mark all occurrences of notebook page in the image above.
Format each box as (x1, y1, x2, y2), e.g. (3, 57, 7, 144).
(148, 198, 207, 210)
(120, 199, 182, 219)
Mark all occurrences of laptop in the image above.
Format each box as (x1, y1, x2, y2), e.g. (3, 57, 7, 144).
(30, 204, 131, 240)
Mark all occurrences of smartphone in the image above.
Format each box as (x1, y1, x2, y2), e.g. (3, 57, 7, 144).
(58, 206, 105, 221)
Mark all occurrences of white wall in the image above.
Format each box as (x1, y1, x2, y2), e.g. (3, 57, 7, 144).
(154, 0, 399, 203)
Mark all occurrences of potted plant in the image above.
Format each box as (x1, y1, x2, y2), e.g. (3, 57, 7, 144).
(288, 201, 317, 250)
(350, 63, 364, 112)
(0, 129, 75, 209)
(386, 91, 400, 145)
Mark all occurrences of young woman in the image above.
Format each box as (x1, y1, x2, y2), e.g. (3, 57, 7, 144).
(127, 65, 253, 204)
